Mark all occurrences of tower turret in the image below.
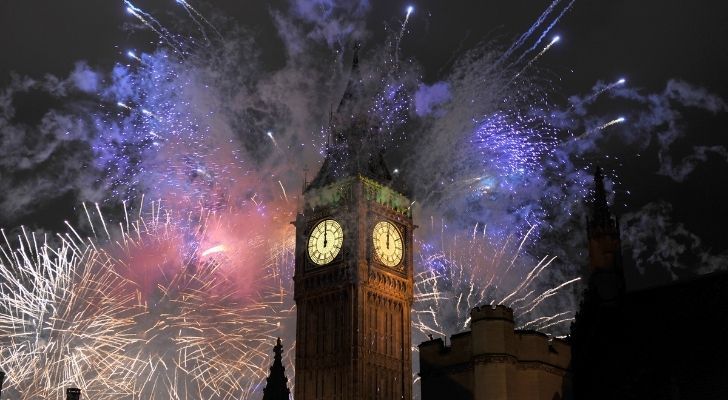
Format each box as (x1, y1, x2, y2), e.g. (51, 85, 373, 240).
(586, 166, 625, 301)
(262, 338, 291, 400)
(570, 166, 627, 400)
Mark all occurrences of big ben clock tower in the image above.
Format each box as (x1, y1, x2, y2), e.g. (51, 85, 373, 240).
(293, 46, 414, 400)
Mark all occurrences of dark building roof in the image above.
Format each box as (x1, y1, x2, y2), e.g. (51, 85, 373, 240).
(618, 271, 728, 399)
(571, 271, 728, 400)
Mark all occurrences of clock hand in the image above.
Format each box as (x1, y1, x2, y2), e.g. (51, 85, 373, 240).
(386, 225, 390, 250)
(323, 221, 328, 248)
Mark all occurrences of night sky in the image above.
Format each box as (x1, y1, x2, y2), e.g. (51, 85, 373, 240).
(1, 1, 727, 285)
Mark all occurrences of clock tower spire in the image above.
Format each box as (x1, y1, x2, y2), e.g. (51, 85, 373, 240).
(306, 42, 393, 193)
(293, 44, 414, 400)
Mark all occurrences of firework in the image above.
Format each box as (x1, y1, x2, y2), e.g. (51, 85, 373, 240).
(596, 77, 627, 98)
(0, 228, 137, 399)
(124, 1, 186, 54)
(126, 50, 142, 62)
(471, 111, 552, 188)
(501, 0, 573, 65)
(598, 116, 626, 130)
(512, 35, 561, 81)
(512, 0, 575, 66)
(175, 0, 223, 41)
(0, 201, 295, 399)
(266, 131, 278, 148)
(395, 5, 415, 58)
(566, 77, 627, 112)
(412, 221, 579, 341)
(572, 116, 626, 141)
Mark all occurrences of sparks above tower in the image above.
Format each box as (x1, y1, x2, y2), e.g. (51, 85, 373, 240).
(293, 44, 414, 400)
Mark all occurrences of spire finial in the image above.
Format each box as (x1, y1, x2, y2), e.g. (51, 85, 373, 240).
(337, 42, 363, 112)
(352, 41, 361, 70)
(0, 370, 5, 398)
(327, 104, 334, 147)
(302, 165, 308, 194)
(591, 166, 611, 227)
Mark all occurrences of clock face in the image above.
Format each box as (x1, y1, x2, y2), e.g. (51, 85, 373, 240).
(307, 219, 343, 266)
(373, 221, 404, 268)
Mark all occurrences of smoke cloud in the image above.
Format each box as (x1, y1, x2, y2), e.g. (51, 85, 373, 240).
(622, 201, 728, 278)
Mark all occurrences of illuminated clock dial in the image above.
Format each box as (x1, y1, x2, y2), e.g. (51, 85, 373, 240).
(373, 221, 404, 267)
(307, 219, 343, 265)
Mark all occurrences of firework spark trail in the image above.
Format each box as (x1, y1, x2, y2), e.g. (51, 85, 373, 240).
(267, 131, 278, 147)
(520, 310, 573, 330)
(175, 0, 224, 40)
(571, 116, 626, 141)
(124, 1, 185, 54)
(278, 181, 289, 203)
(511, 35, 560, 82)
(590, 78, 626, 102)
(499, 0, 563, 64)
(567, 77, 627, 112)
(500, 253, 555, 305)
(117, 102, 132, 111)
(511, 0, 575, 66)
(514, 277, 581, 315)
(395, 5, 414, 62)
(126, 50, 142, 62)
(178, 1, 210, 43)
(473, 0, 571, 99)
(596, 116, 626, 130)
